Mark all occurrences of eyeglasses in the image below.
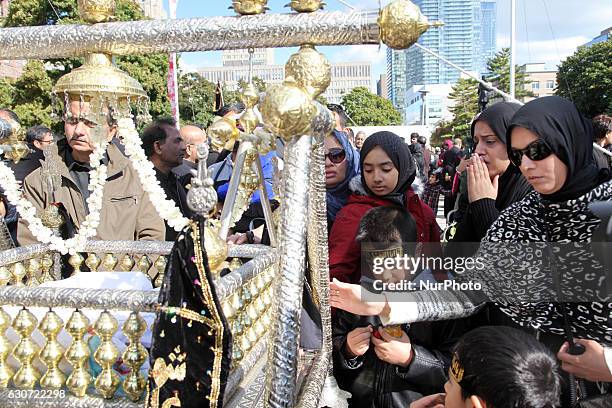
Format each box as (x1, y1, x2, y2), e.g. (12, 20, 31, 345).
(324, 148, 346, 164)
(509, 139, 553, 167)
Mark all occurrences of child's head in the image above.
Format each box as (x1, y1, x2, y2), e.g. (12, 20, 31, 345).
(444, 326, 560, 408)
(359, 132, 416, 198)
(357, 206, 417, 282)
(428, 171, 438, 185)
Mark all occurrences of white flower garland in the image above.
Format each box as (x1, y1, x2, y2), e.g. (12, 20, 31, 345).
(117, 118, 188, 231)
(0, 141, 109, 255)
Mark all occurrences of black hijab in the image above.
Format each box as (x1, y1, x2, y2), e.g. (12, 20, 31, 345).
(471, 101, 532, 210)
(359, 131, 415, 207)
(507, 96, 602, 202)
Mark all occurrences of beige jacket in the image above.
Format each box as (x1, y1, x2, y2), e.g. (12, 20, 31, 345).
(17, 140, 165, 245)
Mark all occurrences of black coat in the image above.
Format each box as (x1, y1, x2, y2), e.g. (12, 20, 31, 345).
(445, 165, 532, 259)
(333, 310, 463, 408)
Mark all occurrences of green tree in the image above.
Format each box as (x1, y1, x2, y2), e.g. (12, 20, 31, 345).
(447, 78, 479, 138)
(486, 48, 532, 99)
(11, 60, 54, 128)
(556, 40, 612, 117)
(178, 72, 217, 127)
(315, 95, 329, 106)
(341, 87, 402, 126)
(430, 119, 453, 147)
(2, 0, 170, 128)
(237, 76, 267, 94)
(0, 79, 15, 109)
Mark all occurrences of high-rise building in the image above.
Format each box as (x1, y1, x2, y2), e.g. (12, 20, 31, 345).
(386, 48, 407, 113)
(200, 49, 371, 104)
(139, 0, 165, 19)
(404, 0, 495, 89)
(377, 74, 388, 99)
(480, 0, 497, 72)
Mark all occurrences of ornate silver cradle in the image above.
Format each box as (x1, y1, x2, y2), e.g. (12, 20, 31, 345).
(0, 1, 437, 406)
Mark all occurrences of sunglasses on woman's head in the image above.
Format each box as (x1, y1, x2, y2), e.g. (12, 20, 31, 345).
(509, 139, 553, 167)
(325, 148, 346, 164)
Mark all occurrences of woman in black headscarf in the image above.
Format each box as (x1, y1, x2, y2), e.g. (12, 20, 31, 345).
(446, 102, 532, 257)
(329, 131, 443, 284)
(331, 97, 612, 407)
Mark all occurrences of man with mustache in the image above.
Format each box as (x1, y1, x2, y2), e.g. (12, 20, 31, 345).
(142, 118, 192, 241)
(17, 98, 165, 246)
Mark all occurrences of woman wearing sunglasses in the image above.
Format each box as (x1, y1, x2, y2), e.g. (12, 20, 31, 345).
(325, 130, 360, 228)
(445, 102, 532, 258)
(329, 131, 443, 285)
(331, 97, 612, 406)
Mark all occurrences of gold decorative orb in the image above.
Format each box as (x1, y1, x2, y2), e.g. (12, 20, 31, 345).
(231, 0, 268, 15)
(40, 205, 64, 230)
(5, 141, 29, 164)
(241, 83, 260, 108)
(0, 267, 10, 286)
(260, 80, 317, 142)
(378, 0, 442, 50)
(78, 0, 116, 23)
(285, 45, 331, 99)
(207, 117, 239, 152)
(204, 223, 228, 278)
(287, 0, 325, 12)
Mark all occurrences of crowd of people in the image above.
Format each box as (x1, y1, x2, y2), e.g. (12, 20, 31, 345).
(0, 94, 611, 408)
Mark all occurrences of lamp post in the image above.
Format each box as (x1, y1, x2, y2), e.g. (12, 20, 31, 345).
(419, 89, 429, 127)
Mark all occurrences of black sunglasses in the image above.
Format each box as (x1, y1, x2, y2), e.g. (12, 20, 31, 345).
(325, 148, 346, 164)
(509, 139, 553, 167)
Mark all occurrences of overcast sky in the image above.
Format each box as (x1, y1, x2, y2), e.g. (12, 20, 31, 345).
(176, 0, 612, 84)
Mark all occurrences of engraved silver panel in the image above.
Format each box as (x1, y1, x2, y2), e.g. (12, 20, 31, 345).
(0, 10, 380, 59)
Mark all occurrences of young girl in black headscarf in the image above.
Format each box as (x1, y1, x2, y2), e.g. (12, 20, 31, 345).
(329, 131, 443, 284)
(331, 97, 612, 407)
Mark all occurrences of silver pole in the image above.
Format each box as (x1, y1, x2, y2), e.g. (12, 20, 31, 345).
(594, 143, 612, 158)
(264, 135, 312, 408)
(510, 0, 516, 99)
(413, 43, 523, 104)
(252, 156, 278, 247)
(218, 141, 250, 239)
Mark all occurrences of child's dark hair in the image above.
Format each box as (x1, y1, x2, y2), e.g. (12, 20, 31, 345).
(356, 206, 417, 244)
(453, 326, 561, 408)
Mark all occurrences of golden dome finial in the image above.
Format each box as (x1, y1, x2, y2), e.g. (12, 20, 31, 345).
(231, 0, 269, 15)
(286, 0, 325, 13)
(379, 0, 444, 50)
(285, 45, 331, 99)
(77, 0, 116, 24)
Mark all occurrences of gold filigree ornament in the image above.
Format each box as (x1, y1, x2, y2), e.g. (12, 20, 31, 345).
(204, 219, 228, 278)
(238, 82, 261, 134)
(0, 116, 29, 164)
(285, 45, 331, 99)
(259, 78, 317, 142)
(78, 0, 116, 23)
(231, 0, 269, 15)
(207, 117, 240, 152)
(378, 0, 444, 50)
(287, 0, 325, 13)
